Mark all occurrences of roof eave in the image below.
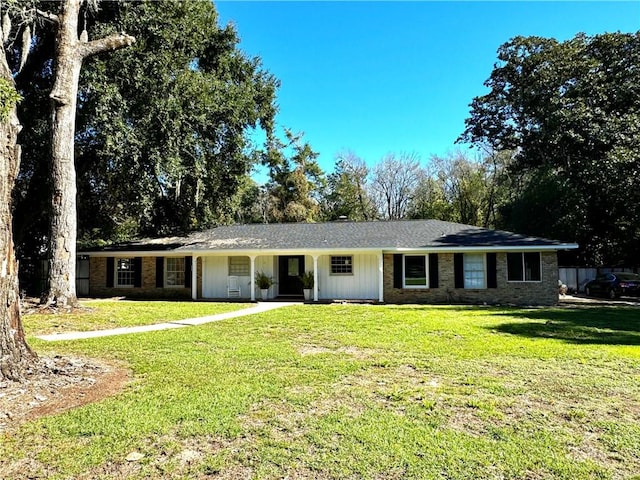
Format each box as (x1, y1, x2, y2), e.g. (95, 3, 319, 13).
(80, 243, 579, 257)
(390, 243, 579, 253)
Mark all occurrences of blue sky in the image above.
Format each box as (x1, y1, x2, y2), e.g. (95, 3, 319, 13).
(215, 1, 640, 178)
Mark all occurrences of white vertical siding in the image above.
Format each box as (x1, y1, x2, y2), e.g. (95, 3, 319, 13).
(202, 253, 379, 300)
(203, 257, 236, 298)
(202, 255, 275, 299)
(317, 253, 379, 300)
(253, 256, 276, 299)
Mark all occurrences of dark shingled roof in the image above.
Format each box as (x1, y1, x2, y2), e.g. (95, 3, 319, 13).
(87, 220, 576, 253)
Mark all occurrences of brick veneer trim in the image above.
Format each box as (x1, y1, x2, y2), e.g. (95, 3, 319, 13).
(383, 251, 558, 305)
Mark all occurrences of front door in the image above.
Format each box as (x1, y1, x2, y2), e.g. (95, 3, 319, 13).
(278, 256, 305, 296)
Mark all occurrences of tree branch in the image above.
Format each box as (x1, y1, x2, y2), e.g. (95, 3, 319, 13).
(35, 9, 60, 23)
(78, 32, 135, 58)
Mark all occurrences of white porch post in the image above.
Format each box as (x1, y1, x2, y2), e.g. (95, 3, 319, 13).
(313, 255, 319, 302)
(378, 252, 384, 302)
(250, 255, 256, 301)
(192, 255, 199, 300)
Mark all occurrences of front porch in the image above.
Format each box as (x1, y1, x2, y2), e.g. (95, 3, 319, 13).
(195, 252, 383, 302)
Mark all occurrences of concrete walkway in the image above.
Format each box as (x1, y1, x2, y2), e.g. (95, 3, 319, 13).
(36, 302, 300, 342)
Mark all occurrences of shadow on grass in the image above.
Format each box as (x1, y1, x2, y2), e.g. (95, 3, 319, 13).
(492, 307, 640, 346)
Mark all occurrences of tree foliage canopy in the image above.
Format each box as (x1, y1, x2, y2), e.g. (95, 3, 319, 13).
(13, 0, 280, 264)
(76, 0, 278, 239)
(324, 151, 375, 221)
(460, 32, 640, 265)
(262, 129, 325, 223)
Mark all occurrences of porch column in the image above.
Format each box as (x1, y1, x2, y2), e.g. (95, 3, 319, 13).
(378, 253, 384, 302)
(250, 255, 256, 301)
(192, 255, 199, 300)
(313, 255, 319, 302)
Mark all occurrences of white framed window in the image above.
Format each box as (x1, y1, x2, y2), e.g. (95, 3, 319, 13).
(228, 256, 250, 276)
(116, 258, 135, 287)
(464, 253, 486, 289)
(165, 257, 185, 287)
(403, 255, 428, 288)
(507, 252, 541, 282)
(331, 256, 353, 275)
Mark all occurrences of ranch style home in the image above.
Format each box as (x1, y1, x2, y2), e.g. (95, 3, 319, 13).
(81, 219, 578, 305)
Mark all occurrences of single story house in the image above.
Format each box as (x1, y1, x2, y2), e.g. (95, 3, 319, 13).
(81, 219, 578, 305)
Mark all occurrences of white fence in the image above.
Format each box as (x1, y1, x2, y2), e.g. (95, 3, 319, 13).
(559, 267, 639, 292)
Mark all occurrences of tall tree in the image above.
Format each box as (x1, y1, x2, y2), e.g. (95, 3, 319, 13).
(13, 1, 278, 293)
(263, 129, 325, 223)
(0, 32, 35, 381)
(406, 167, 453, 222)
(43, 0, 134, 306)
(433, 152, 490, 226)
(371, 152, 421, 219)
(75, 0, 278, 237)
(460, 32, 640, 265)
(325, 151, 375, 221)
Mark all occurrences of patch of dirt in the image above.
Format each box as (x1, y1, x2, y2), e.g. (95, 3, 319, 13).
(0, 355, 129, 432)
(20, 296, 95, 316)
(297, 343, 376, 359)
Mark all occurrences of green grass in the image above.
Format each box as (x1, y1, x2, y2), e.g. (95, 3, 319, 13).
(22, 300, 252, 336)
(4, 303, 640, 479)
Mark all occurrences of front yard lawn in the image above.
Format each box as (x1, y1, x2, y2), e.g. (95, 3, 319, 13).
(3, 303, 640, 479)
(22, 299, 252, 336)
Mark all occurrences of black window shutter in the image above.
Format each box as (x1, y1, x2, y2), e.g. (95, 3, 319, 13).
(106, 257, 114, 288)
(428, 253, 439, 288)
(486, 253, 497, 288)
(393, 254, 403, 289)
(454, 253, 464, 289)
(185, 256, 193, 288)
(133, 257, 142, 288)
(156, 257, 164, 288)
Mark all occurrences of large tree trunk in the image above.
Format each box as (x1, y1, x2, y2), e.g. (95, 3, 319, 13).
(0, 47, 35, 381)
(45, 0, 82, 307)
(43, 0, 134, 307)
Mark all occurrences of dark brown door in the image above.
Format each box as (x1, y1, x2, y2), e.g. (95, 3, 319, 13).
(278, 256, 305, 295)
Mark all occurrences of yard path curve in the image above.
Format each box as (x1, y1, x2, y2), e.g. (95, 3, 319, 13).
(36, 302, 301, 342)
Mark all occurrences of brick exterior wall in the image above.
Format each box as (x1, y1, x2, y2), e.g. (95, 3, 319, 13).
(383, 251, 558, 306)
(89, 256, 192, 299)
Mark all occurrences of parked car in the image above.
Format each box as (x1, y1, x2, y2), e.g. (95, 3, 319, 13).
(584, 272, 640, 299)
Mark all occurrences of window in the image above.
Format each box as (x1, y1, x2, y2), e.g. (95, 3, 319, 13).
(331, 256, 353, 275)
(116, 258, 135, 287)
(507, 252, 541, 282)
(228, 256, 250, 276)
(464, 253, 486, 289)
(288, 257, 300, 276)
(165, 257, 185, 287)
(404, 255, 428, 288)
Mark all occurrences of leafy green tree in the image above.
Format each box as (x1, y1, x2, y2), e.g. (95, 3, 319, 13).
(436, 153, 491, 226)
(263, 129, 325, 223)
(324, 151, 375, 221)
(76, 0, 278, 238)
(13, 0, 279, 294)
(460, 32, 640, 265)
(407, 151, 502, 227)
(407, 168, 454, 222)
(225, 176, 270, 224)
